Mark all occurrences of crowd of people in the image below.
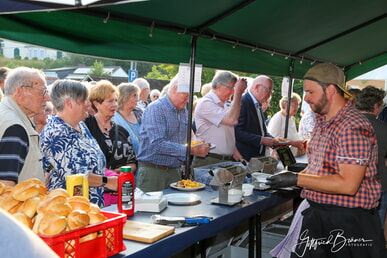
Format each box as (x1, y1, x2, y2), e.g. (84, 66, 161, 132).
(1, 63, 387, 256)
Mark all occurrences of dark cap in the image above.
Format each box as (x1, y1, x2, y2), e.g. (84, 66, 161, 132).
(304, 63, 351, 98)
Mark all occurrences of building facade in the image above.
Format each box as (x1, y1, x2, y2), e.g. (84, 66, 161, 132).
(0, 39, 64, 60)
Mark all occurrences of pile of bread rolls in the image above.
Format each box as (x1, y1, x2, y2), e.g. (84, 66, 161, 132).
(0, 178, 107, 238)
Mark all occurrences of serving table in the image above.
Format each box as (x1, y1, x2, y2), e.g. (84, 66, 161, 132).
(105, 186, 293, 258)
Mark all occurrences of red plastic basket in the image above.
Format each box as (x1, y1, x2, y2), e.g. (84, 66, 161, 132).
(40, 211, 127, 258)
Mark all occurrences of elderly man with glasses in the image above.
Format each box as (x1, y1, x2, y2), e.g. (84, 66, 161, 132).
(0, 67, 49, 186)
(192, 70, 247, 168)
(235, 75, 280, 161)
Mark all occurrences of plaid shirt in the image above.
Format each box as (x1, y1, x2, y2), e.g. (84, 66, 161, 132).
(302, 101, 381, 209)
(137, 95, 187, 168)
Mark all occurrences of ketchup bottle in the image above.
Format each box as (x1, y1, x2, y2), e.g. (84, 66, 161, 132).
(117, 166, 135, 216)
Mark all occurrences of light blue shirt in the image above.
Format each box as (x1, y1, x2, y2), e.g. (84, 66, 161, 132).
(112, 112, 141, 154)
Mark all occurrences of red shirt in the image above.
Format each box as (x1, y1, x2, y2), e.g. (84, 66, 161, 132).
(302, 101, 381, 209)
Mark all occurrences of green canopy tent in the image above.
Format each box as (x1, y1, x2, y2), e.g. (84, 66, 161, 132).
(0, 0, 386, 175)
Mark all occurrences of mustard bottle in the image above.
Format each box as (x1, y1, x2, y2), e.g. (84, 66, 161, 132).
(66, 174, 89, 198)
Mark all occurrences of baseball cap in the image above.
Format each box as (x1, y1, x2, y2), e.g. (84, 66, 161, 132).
(303, 63, 351, 98)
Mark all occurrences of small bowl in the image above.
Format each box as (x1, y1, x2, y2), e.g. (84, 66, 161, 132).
(228, 189, 243, 203)
(242, 184, 254, 196)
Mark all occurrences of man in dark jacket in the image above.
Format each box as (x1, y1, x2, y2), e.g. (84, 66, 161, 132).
(235, 75, 279, 161)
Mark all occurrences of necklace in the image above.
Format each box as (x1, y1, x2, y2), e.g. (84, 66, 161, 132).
(95, 114, 111, 134)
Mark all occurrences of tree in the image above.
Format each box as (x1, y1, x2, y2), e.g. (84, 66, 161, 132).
(89, 60, 110, 76)
(145, 64, 177, 81)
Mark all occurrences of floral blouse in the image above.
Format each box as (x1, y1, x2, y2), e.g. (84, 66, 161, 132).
(40, 116, 107, 207)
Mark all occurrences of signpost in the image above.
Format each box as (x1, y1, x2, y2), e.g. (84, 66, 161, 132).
(128, 61, 138, 82)
(128, 69, 138, 82)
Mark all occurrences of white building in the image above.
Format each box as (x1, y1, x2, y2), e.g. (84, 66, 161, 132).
(0, 39, 64, 60)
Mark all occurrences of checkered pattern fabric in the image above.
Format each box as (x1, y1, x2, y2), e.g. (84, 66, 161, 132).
(302, 102, 381, 209)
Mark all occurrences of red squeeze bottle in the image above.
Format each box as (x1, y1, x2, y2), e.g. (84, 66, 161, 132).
(117, 166, 135, 216)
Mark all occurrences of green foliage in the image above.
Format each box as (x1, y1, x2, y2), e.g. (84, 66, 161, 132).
(145, 64, 178, 80)
(88, 60, 110, 76)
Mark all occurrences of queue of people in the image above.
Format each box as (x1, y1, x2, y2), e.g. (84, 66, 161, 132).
(1, 64, 387, 256)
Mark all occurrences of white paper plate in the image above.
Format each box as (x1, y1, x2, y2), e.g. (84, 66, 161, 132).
(170, 182, 205, 191)
(190, 142, 216, 150)
(251, 172, 272, 183)
(164, 193, 201, 205)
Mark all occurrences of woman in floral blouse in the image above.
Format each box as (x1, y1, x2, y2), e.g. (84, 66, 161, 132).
(40, 79, 117, 207)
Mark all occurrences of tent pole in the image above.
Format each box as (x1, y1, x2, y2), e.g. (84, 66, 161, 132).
(284, 59, 295, 138)
(184, 35, 198, 179)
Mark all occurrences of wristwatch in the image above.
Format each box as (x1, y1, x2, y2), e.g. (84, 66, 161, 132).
(101, 176, 108, 187)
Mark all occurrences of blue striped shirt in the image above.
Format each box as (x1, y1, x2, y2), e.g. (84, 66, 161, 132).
(137, 95, 187, 168)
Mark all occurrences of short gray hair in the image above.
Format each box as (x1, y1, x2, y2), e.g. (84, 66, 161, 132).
(166, 74, 180, 96)
(117, 82, 140, 110)
(4, 67, 45, 95)
(132, 78, 150, 90)
(50, 79, 88, 112)
(211, 71, 238, 89)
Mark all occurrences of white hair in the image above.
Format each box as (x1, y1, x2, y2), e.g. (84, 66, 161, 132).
(132, 78, 150, 90)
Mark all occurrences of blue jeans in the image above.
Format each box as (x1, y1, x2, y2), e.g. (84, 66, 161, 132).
(378, 191, 387, 228)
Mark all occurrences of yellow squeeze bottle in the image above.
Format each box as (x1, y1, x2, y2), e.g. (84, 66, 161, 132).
(66, 174, 89, 198)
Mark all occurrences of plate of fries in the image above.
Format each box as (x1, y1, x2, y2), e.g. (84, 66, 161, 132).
(190, 141, 216, 150)
(170, 179, 205, 191)
(275, 137, 289, 144)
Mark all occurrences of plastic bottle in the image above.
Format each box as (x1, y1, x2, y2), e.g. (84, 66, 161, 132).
(66, 174, 89, 198)
(117, 166, 135, 216)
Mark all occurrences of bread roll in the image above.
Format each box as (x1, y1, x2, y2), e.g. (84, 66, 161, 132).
(64, 252, 76, 258)
(26, 178, 47, 194)
(32, 213, 44, 233)
(67, 210, 90, 230)
(68, 196, 90, 212)
(4, 185, 13, 193)
(37, 195, 72, 216)
(0, 181, 5, 195)
(2, 193, 22, 212)
(88, 212, 107, 225)
(64, 239, 76, 254)
(38, 212, 67, 236)
(89, 203, 101, 214)
(106, 230, 114, 251)
(12, 180, 40, 202)
(13, 212, 33, 229)
(21, 196, 41, 218)
(48, 188, 70, 198)
(80, 232, 98, 243)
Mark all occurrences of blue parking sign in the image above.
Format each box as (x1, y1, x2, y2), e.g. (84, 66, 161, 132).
(128, 70, 138, 82)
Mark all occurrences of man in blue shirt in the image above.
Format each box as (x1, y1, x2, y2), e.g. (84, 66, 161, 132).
(136, 75, 209, 192)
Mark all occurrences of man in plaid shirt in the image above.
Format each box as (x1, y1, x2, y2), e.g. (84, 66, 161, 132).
(268, 63, 385, 257)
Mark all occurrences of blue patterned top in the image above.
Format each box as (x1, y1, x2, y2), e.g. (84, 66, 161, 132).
(137, 96, 187, 168)
(40, 116, 106, 207)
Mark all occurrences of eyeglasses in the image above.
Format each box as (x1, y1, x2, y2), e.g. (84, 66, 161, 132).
(23, 85, 49, 98)
(259, 84, 274, 94)
(220, 83, 235, 90)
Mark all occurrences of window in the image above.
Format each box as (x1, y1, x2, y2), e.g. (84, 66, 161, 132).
(14, 48, 20, 58)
